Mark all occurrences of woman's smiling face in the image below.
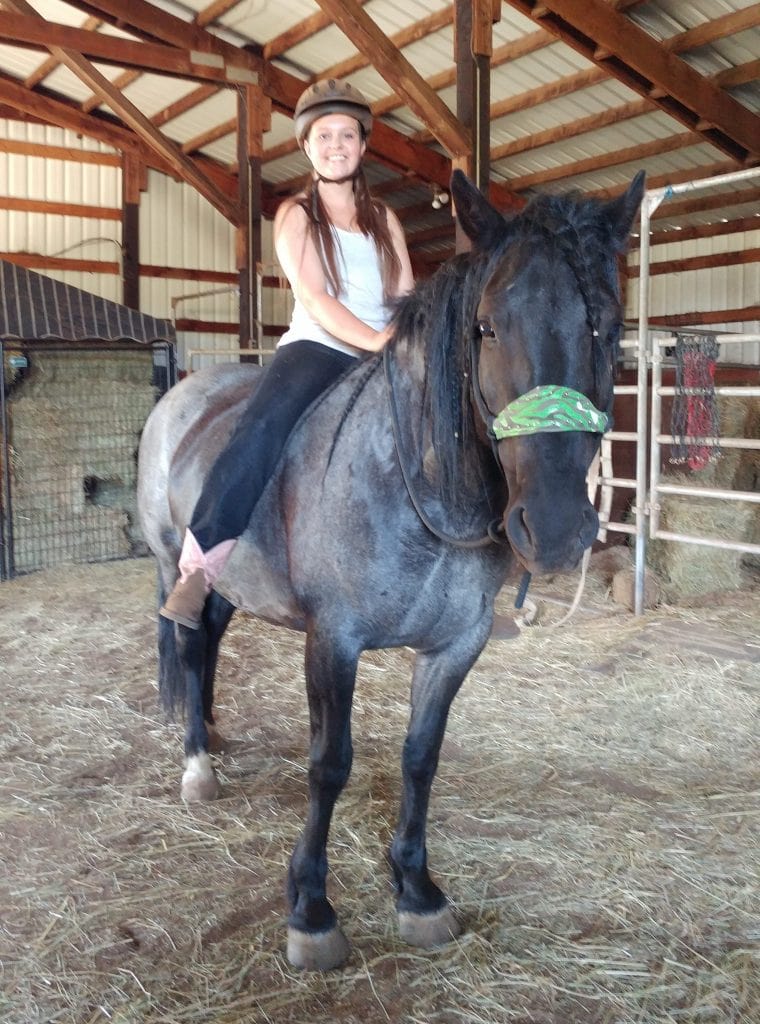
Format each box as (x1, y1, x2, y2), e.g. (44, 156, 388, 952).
(303, 113, 365, 180)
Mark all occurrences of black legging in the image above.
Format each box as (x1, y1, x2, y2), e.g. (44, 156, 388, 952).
(191, 339, 357, 551)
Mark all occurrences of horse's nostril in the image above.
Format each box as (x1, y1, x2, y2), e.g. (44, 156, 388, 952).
(507, 504, 534, 557)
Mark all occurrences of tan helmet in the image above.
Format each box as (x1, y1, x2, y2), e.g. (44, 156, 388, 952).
(294, 79, 373, 149)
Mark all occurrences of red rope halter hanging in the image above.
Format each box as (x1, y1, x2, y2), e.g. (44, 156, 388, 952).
(671, 335, 720, 471)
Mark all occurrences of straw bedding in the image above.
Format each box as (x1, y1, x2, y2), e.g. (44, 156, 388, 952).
(0, 558, 757, 1023)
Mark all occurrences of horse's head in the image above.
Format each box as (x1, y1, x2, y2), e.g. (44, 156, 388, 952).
(452, 169, 645, 574)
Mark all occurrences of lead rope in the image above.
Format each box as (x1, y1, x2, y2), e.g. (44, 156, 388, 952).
(513, 448, 601, 631)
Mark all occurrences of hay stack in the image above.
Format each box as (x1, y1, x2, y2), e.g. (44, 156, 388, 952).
(7, 348, 157, 571)
(647, 471, 754, 600)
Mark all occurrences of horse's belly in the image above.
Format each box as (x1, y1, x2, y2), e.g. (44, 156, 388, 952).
(215, 533, 305, 631)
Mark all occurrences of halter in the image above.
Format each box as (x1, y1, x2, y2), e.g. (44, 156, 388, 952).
(489, 384, 609, 440)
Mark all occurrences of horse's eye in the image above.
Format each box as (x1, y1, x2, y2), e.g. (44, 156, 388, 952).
(477, 318, 496, 339)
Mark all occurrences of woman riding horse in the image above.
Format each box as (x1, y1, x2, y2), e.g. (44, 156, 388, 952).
(160, 79, 414, 629)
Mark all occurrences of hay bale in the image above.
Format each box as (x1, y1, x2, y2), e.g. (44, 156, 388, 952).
(6, 348, 156, 571)
(611, 566, 661, 610)
(12, 506, 130, 572)
(647, 471, 755, 600)
(589, 544, 631, 583)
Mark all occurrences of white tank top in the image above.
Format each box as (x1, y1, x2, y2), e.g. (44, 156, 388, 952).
(278, 225, 390, 357)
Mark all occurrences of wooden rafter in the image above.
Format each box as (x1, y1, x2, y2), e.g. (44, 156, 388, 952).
(77, 0, 242, 116)
(0, 0, 755, 255)
(61, 0, 464, 190)
(311, 0, 471, 158)
(3, 0, 239, 223)
(23, 14, 102, 88)
(505, 0, 760, 162)
(0, 12, 257, 85)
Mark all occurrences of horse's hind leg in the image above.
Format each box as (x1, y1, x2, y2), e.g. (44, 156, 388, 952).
(389, 633, 489, 948)
(286, 627, 358, 971)
(174, 591, 235, 802)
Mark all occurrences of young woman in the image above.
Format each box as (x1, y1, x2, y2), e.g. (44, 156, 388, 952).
(160, 79, 414, 628)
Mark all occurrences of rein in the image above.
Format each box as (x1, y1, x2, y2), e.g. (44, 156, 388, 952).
(383, 345, 502, 549)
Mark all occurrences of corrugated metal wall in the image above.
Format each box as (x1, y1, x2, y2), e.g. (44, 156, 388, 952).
(626, 222, 760, 366)
(0, 124, 290, 370)
(0, 121, 756, 367)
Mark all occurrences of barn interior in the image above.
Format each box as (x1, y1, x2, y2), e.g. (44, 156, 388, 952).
(0, 3, 758, 1022)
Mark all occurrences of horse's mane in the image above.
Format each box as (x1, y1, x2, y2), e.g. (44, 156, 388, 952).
(386, 189, 621, 517)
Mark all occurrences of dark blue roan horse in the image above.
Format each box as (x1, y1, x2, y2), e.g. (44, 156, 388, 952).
(137, 170, 644, 970)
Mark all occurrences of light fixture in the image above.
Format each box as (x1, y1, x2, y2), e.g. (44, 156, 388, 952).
(431, 185, 450, 210)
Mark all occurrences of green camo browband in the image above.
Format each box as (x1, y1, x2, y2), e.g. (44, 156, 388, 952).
(492, 385, 610, 439)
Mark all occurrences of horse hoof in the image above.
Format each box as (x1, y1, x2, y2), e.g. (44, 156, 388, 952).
(398, 905, 461, 948)
(286, 925, 350, 971)
(181, 753, 220, 802)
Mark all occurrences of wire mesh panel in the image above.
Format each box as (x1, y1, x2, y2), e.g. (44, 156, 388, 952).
(1, 341, 172, 577)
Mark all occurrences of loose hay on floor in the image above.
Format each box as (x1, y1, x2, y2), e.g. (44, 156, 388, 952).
(0, 559, 758, 1023)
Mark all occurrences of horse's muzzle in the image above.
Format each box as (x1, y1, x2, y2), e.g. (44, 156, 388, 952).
(505, 499, 598, 574)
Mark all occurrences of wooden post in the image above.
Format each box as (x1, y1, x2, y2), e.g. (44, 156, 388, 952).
(454, 0, 497, 251)
(237, 85, 271, 358)
(121, 152, 142, 309)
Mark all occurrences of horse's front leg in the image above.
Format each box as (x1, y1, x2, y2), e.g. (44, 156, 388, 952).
(390, 627, 490, 948)
(286, 628, 359, 971)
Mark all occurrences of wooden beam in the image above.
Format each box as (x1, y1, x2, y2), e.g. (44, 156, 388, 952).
(150, 84, 218, 129)
(237, 85, 270, 351)
(0, 69, 144, 154)
(0, 195, 121, 219)
(312, 0, 470, 158)
(3, 0, 238, 224)
(633, 216, 760, 248)
(645, 306, 760, 328)
(320, 6, 454, 82)
(375, 27, 555, 120)
(507, 131, 702, 191)
(664, 4, 760, 53)
(83, 69, 141, 115)
(505, 0, 760, 162)
(628, 248, 760, 277)
(491, 97, 653, 161)
(24, 14, 102, 88)
(714, 58, 760, 90)
(0, 64, 239, 216)
(0, 138, 121, 165)
(196, 0, 242, 28)
(65, 0, 460, 193)
(62, 0, 259, 67)
(0, 12, 256, 85)
(649, 186, 760, 223)
(263, 0, 372, 60)
(182, 117, 236, 155)
(122, 152, 141, 307)
(78, 0, 246, 123)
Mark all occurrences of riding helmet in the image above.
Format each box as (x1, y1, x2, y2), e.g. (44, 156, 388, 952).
(294, 79, 373, 149)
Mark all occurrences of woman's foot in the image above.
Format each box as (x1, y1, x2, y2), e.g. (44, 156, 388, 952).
(160, 568, 208, 629)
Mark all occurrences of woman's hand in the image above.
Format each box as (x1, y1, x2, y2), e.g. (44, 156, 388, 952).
(368, 323, 394, 352)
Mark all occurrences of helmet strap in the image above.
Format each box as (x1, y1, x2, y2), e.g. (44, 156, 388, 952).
(315, 170, 358, 186)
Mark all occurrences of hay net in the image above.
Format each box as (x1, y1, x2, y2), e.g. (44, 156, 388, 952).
(670, 333, 721, 470)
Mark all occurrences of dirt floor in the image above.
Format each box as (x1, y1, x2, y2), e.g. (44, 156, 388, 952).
(0, 556, 758, 1024)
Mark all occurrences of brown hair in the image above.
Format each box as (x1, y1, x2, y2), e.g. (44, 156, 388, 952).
(296, 168, 401, 303)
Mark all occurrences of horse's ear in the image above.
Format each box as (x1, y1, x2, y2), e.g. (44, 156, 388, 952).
(604, 170, 646, 250)
(451, 170, 508, 250)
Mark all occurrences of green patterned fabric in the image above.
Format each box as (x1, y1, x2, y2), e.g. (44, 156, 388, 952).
(492, 385, 609, 439)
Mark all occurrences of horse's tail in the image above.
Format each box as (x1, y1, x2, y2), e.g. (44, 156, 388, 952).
(156, 575, 186, 719)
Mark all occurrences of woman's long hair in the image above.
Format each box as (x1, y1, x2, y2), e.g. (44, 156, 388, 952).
(296, 167, 401, 303)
